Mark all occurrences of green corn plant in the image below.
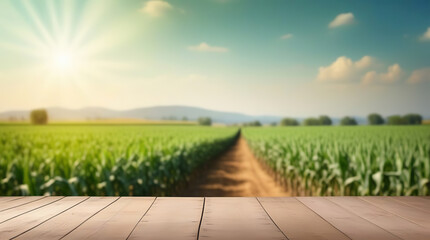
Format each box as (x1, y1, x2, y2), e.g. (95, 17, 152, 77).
(243, 126, 430, 196)
(0, 125, 239, 196)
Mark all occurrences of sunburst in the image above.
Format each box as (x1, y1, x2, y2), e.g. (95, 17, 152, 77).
(0, 0, 138, 96)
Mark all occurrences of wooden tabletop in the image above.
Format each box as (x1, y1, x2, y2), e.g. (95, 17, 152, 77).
(0, 196, 429, 240)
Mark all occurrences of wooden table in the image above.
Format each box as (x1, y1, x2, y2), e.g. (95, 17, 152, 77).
(0, 196, 429, 239)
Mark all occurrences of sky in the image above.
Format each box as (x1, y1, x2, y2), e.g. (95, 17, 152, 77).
(0, 0, 429, 117)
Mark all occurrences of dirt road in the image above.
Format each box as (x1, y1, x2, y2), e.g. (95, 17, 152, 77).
(181, 136, 290, 197)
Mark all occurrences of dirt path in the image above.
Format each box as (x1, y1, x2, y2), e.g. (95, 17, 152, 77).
(181, 136, 290, 197)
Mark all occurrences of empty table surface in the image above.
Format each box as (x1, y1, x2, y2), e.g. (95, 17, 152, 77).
(0, 196, 429, 240)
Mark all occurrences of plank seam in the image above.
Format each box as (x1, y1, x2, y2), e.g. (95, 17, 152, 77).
(10, 197, 90, 239)
(0, 197, 25, 203)
(0, 196, 46, 213)
(0, 196, 64, 224)
(325, 197, 403, 240)
(256, 197, 290, 240)
(126, 196, 157, 240)
(295, 197, 354, 240)
(359, 197, 430, 229)
(59, 197, 120, 240)
(391, 197, 430, 214)
(196, 197, 205, 240)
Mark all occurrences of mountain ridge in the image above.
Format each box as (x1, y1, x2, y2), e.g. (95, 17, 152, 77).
(1, 105, 418, 125)
(0, 105, 283, 124)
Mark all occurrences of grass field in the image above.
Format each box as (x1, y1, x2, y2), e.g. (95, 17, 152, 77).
(1, 125, 429, 197)
(0, 125, 238, 196)
(243, 126, 430, 196)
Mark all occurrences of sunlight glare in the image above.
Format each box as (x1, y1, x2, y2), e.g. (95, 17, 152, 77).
(53, 51, 73, 70)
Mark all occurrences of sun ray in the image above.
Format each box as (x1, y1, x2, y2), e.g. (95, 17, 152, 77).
(46, 0, 61, 43)
(70, 0, 107, 49)
(0, 0, 141, 108)
(21, 0, 55, 47)
(0, 41, 45, 58)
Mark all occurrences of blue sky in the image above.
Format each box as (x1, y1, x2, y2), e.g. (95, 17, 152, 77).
(0, 0, 429, 117)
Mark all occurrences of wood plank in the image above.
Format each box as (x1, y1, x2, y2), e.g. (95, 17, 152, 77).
(361, 197, 430, 228)
(0, 196, 44, 212)
(0, 196, 63, 223)
(15, 197, 118, 240)
(62, 197, 155, 240)
(298, 197, 399, 240)
(128, 197, 203, 240)
(258, 197, 349, 240)
(0, 196, 87, 239)
(392, 196, 430, 213)
(329, 197, 430, 240)
(199, 197, 287, 240)
(0, 197, 23, 203)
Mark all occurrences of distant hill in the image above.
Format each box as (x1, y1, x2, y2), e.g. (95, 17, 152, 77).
(0, 106, 282, 124)
(1, 105, 419, 125)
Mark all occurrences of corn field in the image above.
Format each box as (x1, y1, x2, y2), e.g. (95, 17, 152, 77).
(243, 126, 430, 196)
(0, 126, 238, 196)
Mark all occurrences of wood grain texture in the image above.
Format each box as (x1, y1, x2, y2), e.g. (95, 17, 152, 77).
(63, 197, 155, 240)
(199, 197, 286, 240)
(15, 197, 118, 240)
(0, 196, 63, 223)
(0, 196, 44, 212)
(361, 197, 430, 228)
(128, 197, 203, 240)
(0, 197, 87, 239)
(392, 196, 430, 213)
(329, 197, 430, 240)
(0, 197, 23, 203)
(0, 196, 429, 240)
(258, 197, 349, 240)
(298, 197, 400, 240)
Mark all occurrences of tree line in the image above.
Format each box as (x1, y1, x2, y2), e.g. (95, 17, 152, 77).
(279, 113, 423, 126)
(28, 109, 424, 126)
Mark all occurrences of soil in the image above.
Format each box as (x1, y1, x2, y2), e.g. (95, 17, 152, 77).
(181, 136, 290, 197)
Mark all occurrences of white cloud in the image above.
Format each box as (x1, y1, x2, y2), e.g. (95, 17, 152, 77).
(188, 42, 228, 53)
(354, 56, 373, 69)
(140, 0, 173, 17)
(420, 27, 430, 41)
(361, 64, 403, 84)
(407, 68, 430, 84)
(329, 12, 355, 28)
(280, 33, 293, 40)
(361, 71, 377, 85)
(317, 56, 374, 82)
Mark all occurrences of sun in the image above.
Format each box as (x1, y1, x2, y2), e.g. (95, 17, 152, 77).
(52, 50, 74, 71)
(1, 0, 136, 85)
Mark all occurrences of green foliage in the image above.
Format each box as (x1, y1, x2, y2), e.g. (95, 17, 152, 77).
(0, 126, 238, 196)
(303, 118, 320, 126)
(30, 109, 48, 125)
(387, 115, 405, 125)
(387, 114, 423, 125)
(340, 116, 358, 126)
(243, 121, 262, 127)
(303, 116, 332, 126)
(368, 113, 385, 125)
(280, 118, 299, 126)
(197, 117, 212, 126)
(403, 114, 423, 125)
(243, 126, 430, 196)
(318, 115, 332, 126)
